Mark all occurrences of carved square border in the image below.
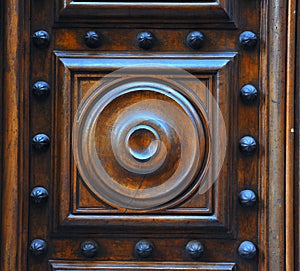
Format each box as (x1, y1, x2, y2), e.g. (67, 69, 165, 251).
(52, 52, 238, 236)
(73, 73, 213, 215)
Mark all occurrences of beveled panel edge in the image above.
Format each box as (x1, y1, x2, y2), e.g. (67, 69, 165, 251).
(49, 260, 237, 270)
(55, 0, 237, 28)
(52, 52, 237, 234)
(53, 51, 238, 71)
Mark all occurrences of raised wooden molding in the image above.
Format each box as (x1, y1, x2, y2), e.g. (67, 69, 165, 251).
(1, 0, 30, 270)
(55, 0, 237, 27)
(0, 0, 297, 270)
(49, 260, 237, 270)
(286, 0, 297, 270)
(259, 0, 296, 270)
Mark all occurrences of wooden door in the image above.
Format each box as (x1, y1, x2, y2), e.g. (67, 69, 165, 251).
(1, 0, 298, 270)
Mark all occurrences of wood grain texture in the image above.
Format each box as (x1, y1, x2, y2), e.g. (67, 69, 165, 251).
(52, 53, 235, 234)
(295, 2, 300, 270)
(285, 0, 296, 270)
(0, 0, 296, 270)
(259, 0, 292, 270)
(55, 0, 236, 26)
(1, 0, 29, 270)
(267, 0, 287, 269)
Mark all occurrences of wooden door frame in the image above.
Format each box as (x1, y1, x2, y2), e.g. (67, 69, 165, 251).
(296, 1, 300, 269)
(0, 0, 297, 270)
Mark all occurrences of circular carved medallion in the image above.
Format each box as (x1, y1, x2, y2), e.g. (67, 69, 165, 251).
(73, 73, 210, 211)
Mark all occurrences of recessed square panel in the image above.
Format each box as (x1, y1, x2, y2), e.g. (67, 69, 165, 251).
(52, 52, 238, 235)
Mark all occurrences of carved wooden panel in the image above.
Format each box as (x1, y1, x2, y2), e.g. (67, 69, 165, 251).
(3, 0, 296, 270)
(52, 52, 237, 234)
(55, 0, 238, 26)
(28, 0, 260, 270)
(49, 261, 237, 271)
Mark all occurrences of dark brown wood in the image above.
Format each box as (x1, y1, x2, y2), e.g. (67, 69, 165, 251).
(260, 0, 287, 270)
(55, 0, 236, 25)
(1, 0, 297, 270)
(53, 53, 234, 232)
(1, 0, 30, 270)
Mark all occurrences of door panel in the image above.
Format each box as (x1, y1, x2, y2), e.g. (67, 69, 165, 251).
(53, 52, 236, 234)
(28, 0, 260, 270)
(1, 0, 296, 270)
(0, 0, 280, 269)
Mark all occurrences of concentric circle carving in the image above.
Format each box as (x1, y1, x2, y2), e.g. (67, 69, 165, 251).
(73, 72, 211, 211)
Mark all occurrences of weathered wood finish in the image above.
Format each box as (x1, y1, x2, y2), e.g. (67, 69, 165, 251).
(296, 2, 300, 270)
(1, 0, 30, 270)
(0, 0, 298, 270)
(55, 0, 237, 25)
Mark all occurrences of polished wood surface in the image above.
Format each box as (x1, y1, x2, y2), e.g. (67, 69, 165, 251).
(0, 0, 298, 270)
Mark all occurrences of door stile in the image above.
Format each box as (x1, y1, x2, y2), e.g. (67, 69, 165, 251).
(259, 0, 292, 270)
(285, 0, 297, 270)
(0, 0, 30, 270)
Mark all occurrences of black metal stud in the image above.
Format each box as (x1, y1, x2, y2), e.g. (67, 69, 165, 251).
(29, 239, 48, 257)
(32, 81, 50, 98)
(135, 240, 154, 258)
(240, 84, 258, 104)
(84, 31, 102, 48)
(185, 240, 204, 259)
(32, 30, 50, 48)
(186, 31, 205, 50)
(80, 240, 99, 258)
(239, 189, 257, 207)
(30, 186, 49, 204)
(239, 136, 257, 155)
(239, 31, 258, 50)
(238, 241, 257, 259)
(136, 32, 155, 50)
(32, 134, 50, 151)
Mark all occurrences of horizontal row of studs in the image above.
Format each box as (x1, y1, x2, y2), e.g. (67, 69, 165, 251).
(29, 238, 257, 260)
(32, 29, 258, 51)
